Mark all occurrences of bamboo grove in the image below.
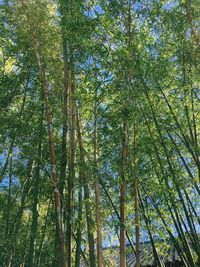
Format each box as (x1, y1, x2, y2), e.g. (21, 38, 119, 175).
(0, 0, 199, 266)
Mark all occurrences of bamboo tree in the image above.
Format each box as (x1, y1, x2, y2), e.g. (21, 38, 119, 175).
(74, 169, 83, 267)
(120, 120, 127, 267)
(77, 112, 96, 267)
(35, 54, 67, 267)
(27, 110, 43, 267)
(132, 124, 140, 267)
(94, 88, 104, 267)
(5, 154, 12, 239)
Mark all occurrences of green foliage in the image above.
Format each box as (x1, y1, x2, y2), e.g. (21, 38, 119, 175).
(0, 0, 199, 266)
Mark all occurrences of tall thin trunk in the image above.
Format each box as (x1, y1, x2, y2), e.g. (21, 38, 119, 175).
(94, 89, 104, 267)
(60, 39, 68, 201)
(21, 213, 32, 267)
(59, 2, 71, 264)
(132, 124, 140, 267)
(77, 112, 96, 267)
(67, 51, 76, 267)
(57, 35, 69, 267)
(75, 169, 83, 267)
(27, 112, 43, 267)
(35, 50, 67, 267)
(74, 231, 89, 267)
(119, 2, 133, 266)
(5, 154, 12, 238)
(120, 121, 127, 267)
(36, 197, 52, 267)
